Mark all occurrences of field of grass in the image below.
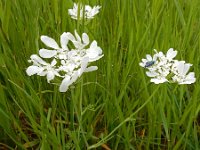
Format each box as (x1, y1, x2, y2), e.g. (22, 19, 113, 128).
(0, 0, 200, 149)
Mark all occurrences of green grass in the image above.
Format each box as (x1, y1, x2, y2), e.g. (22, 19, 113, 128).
(0, 0, 200, 149)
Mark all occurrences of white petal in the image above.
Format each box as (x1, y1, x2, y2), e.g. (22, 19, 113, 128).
(30, 54, 48, 65)
(41, 36, 60, 49)
(187, 72, 195, 78)
(74, 30, 81, 42)
(86, 41, 102, 61)
(142, 59, 147, 63)
(68, 50, 77, 57)
(89, 54, 104, 62)
(182, 63, 192, 75)
(139, 62, 145, 67)
(51, 59, 57, 66)
(66, 32, 76, 41)
(158, 52, 164, 57)
(38, 70, 46, 76)
(26, 66, 41, 76)
(179, 77, 196, 84)
(68, 9, 73, 15)
(150, 78, 168, 84)
(59, 75, 71, 92)
(73, 41, 84, 49)
(91, 7, 98, 15)
(47, 71, 55, 83)
(90, 40, 98, 49)
(68, 8, 78, 19)
(82, 33, 89, 45)
(181, 72, 196, 84)
(146, 71, 158, 77)
(166, 48, 177, 60)
(79, 57, 89, 76)
(70, 71, 79, 83)
(146, 54, 152, 61)
(152, 54, 158, 61)
(85, 5, 92, 12)
(39, 49, 57, 58)
(86, 47, 99, 58)
(60, 32, 69, 50)
(177, 61, 185, 75)
(84, 66, 98, 72)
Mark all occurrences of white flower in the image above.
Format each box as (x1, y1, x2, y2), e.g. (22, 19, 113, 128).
(26, 55, 60, 83)
(26, 30, 103, 92)
(171, 61, 196, 84)
(68, 3, 101, 20)
(140, 48, 196, 85)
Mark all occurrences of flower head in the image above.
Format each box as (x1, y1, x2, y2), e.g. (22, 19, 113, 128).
(26, 31, 103, 92)
(68, 3, 101, 20)
(139, 48, 196, 85)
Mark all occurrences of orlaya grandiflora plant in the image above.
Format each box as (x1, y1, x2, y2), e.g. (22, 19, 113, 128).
(26, 30, 103, 92)
(68, 3, 101, 20)
(139, 48, 196, 84)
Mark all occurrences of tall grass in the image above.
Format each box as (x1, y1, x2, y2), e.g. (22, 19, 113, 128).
(0, 0, 200, 149)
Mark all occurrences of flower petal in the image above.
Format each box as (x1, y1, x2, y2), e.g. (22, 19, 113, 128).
(82, 33, 89, 45)
(39, 49, 57, 58)
(86, 41, 103, 61)
(152, 54, 158, 61)
(84, 66, 98, 72)
(51, 59, 57, 66)
(179, 72, 196, 84)
(166, 48, 177, 60)
(66, 32, 76, 41)
(47, 71, 55, 83)
(146, 71, 158, 77)
(74, 30, 81, 42)
(30, 54, 48, 65)
(41, 36, 60, 49)
(176, 61, 185, 75)
(59, 75, 71, 92)
(146, 54, 152, 61)
(68, 8, 78, 20)
(183, 63, 192, 75)
(73, 41, 85, 49)
(90, 54, 104, 62)
(26, 66, 41, 76)
(78, 57, 89, 76)
(150, 78, 168, 84)
(70, 71, 79, 83)
(60, 32, 69, 50)
(139, 62, 145, 67)
(38, 70, 46, 76)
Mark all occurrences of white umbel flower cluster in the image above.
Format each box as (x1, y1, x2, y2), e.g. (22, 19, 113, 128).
(26, 30, 103, 92)
(139, 48, 196, 84)
(68, 3, 101, 20)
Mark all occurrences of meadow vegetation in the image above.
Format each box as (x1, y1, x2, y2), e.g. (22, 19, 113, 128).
(0, 0, 200, 149)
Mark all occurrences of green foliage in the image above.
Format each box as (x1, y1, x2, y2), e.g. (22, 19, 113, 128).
(0, 0, 200, 149)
